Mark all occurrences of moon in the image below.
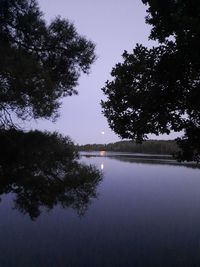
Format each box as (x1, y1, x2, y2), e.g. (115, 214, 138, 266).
(101, 131, 105, 135)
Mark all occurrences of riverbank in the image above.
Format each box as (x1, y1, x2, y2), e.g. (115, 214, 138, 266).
(77, 140, 178, 155)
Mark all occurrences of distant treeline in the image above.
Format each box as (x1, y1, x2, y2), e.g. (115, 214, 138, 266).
(77, 140, 179, 155)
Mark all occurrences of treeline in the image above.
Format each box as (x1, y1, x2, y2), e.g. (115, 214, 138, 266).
(77, 140, 179, 155)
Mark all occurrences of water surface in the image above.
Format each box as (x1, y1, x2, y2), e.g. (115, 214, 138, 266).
(0, 154, 200, 267)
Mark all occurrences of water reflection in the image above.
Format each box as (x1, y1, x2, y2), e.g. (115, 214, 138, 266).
(0, 130, 102, 220)
(81, 152, 200, 169)
(111, 155, 200, 168)
(99, 150, 106, 156)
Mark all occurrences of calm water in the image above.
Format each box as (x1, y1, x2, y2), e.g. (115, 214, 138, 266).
(0, 154, 200, 267)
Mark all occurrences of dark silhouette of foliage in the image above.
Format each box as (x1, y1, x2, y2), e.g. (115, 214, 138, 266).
(175, 125, 200, 162)
(102, 0, 200, 161)
(0, 130, 102, 220)
(78, 140, 178, 155)
(0, 0, 95, 128)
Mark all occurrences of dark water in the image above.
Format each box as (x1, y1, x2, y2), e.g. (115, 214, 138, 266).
(0, 154, 200, 267)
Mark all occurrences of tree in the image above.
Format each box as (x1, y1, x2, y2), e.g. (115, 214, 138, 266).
(0, 129, 102, 219)
(0, 0, 95, 128)
(102, 0, 200, 161)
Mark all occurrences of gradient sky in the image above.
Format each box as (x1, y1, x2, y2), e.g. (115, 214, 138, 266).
(29, 0, 176, 144)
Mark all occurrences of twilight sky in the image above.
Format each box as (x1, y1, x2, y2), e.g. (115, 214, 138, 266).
(30, 0, 172, 144)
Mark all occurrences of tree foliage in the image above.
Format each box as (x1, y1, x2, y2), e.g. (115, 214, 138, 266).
(78, 140, 178, 155)
(102, 0, 200, 161)
(0, 0, 95, 128)
(0, 129, 102, 219)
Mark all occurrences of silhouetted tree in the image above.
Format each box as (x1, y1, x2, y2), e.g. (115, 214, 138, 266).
(0, 130, 102, 220)
(102, 0, 200, 161)
(0, 0, 95, 128)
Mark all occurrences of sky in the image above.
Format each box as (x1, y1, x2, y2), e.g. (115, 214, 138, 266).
(29, 0, 175, 145)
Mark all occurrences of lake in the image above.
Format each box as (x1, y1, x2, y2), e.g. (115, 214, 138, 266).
(0, 153, 200, 267)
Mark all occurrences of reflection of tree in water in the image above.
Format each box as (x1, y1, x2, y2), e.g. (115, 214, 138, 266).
(0, 130, 102, 220)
